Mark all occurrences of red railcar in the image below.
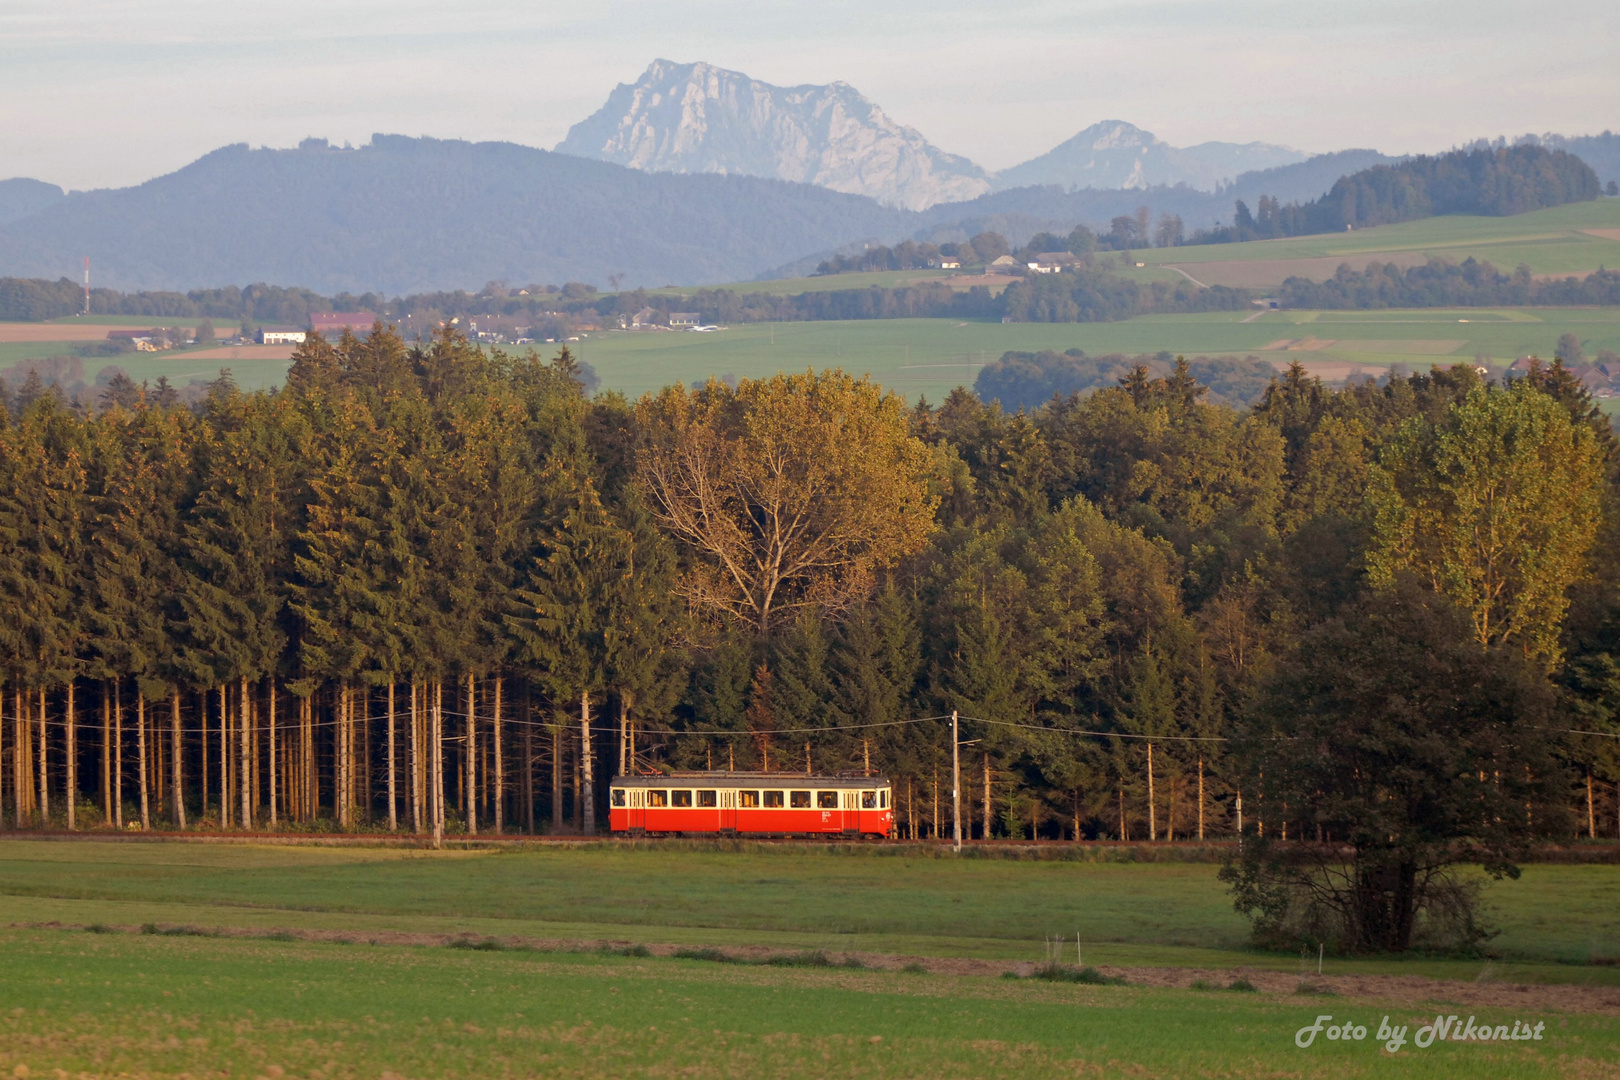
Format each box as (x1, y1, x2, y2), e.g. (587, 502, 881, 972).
(608, 772, 894, 837)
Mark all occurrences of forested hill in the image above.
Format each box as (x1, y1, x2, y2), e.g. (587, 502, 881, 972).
(1194, 144, 1602, 243)
(0, 136, 915, 294)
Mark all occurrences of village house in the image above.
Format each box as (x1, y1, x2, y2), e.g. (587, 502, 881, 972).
(259, 328, 308, 345)
(669, 312, 701, 328)
(1027, 252, 1079, 274)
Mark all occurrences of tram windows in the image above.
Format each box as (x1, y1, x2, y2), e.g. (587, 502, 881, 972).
(648, 790, 669, 807)
(672, 790, 693, 807)
(697, 790, 717, 808)
(740, 791, 761, 808)
(611, 789, 626, 808)
(861, 790, 877, 809)
(880, 790, 889, 809)
(790, 790, 811, 808)
(763, 790, 784, 808)
(817, 791, 838, 809)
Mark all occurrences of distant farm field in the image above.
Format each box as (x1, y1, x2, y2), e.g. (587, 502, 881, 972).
(3, 307, 1616, 403)
(1137, 201, 1620, 288)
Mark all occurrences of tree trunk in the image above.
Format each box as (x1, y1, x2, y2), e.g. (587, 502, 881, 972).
(37, 688, 48, 825)
(387, 681, 397, 832)
(136, 690, 149, 830)
(522, 686, 534, 835)
(492, 677, 503, 835)
(101, 684, 111, 827)
(218, 685, 229, 828)
(617, 696, 628, 777)
(409, 683, 421, 833)
(363, 687, 372, 821)
(112, 686, 122, 829)
(1588, 770, 1596, 840)
(551, 725, 562, 833)
(65, 681, 76, 830)
(198, 691, 208, 821)
(1197, 756, 1205, 841)
(580, 690, 594, 834)
(432, 682, 444, 848)
(981, 753, 990, 840)
(267, 682, 276, 828)
(238, 676, 251, 830)
(1147, 742, 1156, 842)
(172, 692, 185, 828)
(465, 674, 477, 836)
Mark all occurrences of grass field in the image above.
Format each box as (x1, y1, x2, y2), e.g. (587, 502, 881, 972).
(4, 926, 1615, 1079)
(1, 839, 1617, 1078)
(2, 840, 1618, 975)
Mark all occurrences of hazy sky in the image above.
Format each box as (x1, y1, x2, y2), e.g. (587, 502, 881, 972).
(4, 0, 1615, 190)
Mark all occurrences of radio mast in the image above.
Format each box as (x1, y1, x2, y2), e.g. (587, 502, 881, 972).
(83, 257, 90, 315)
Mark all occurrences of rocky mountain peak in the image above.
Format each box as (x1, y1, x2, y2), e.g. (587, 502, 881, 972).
(556, 60, 992, 211)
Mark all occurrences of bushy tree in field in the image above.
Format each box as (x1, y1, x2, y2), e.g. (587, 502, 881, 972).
(1224, 581, 1569, 953)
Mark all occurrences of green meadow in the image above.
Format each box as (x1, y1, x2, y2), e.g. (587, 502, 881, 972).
(2, 840, 1618, 977)
(0, 840, 1617, 1078)
(3, 927, 1614, 1080)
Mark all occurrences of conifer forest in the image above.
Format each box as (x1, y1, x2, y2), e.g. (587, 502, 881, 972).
(2, 326, 1616, 913)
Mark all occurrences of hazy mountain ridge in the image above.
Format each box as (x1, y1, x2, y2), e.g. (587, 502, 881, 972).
(0, 136, 917, 293)
(994, 120, 1307, 192)
(556, 59, 992, 211)
(0, 179, 65, 226)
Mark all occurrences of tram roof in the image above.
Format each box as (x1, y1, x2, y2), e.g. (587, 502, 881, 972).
(609, 772, 890, 789)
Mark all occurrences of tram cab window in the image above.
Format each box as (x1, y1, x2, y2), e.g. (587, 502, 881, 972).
(817, 791, 838, 809)
(790, 790, 811, 808)
(763, 790, 784, 808)
(880, 791, 889, 809)
(672, 790, 693, 807)
(697, 790, 717, 808)
(860, 791, 877, 809)
(740, 791, 760, 807)
(611, 789, 626, 808)
(648, 790, 668, 807)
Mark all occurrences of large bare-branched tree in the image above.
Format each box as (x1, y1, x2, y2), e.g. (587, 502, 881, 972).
(636, 370, 937, 633)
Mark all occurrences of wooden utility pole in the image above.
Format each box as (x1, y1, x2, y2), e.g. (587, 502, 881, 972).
(951, 711, 961, 852)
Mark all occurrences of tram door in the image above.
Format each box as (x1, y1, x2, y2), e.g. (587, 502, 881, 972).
(720, 789, 737, 832)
